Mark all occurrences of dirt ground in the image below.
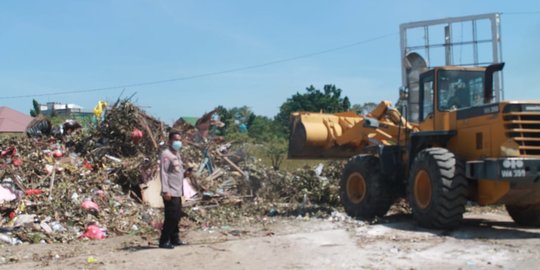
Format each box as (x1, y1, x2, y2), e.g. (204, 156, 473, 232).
(1, 207, 539, 270)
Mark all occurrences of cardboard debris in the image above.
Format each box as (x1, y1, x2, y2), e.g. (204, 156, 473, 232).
(140, 174, 164, 208)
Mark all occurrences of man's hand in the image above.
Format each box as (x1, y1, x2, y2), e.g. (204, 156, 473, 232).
(162, 192, 172, 201)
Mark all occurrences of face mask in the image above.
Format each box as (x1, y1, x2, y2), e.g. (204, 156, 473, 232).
(171, 140, 182, 151)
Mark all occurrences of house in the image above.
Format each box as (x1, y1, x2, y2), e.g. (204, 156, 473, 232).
(0, 106, 34, 134)
(178, 117, 198, 126)
(40, 102, 83, 116)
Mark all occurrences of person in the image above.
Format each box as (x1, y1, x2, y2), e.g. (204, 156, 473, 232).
(159, 130, 187, 249)
(446, 94, 462, 110)
(447, 79, 470, 110)
(447, 90, 470, 110)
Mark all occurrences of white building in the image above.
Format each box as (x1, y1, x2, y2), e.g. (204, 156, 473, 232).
(40, 102, 83, 116)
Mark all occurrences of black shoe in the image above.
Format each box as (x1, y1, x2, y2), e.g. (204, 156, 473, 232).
(159, 242, 174, 249)
(171, 239, 188, 246)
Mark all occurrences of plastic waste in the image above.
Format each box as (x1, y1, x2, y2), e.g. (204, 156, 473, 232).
(268, 208, 279, 217)
(52, 150, 63, 158)
(131, 128, 144, 144)
(83, 160, 93, 170)
(0, 186, 16, 203)
(12, 214, 36, 227)
(93, 100, 108, 120)
(40, 221, 53, 234)
(94, 189, 105, 198)
(87, 256, 97, 263)
(0, 146, 16, 158)
(0, 233, 22, 245)
(12, 158, 23, 167)
(50, 221, 66, 232)
(81, 198, 99, 212)
(105, 155, 122, 163)
(82, 224, 106, 240)
(25, 189, 44, 196)
(314, 163, 324, 176)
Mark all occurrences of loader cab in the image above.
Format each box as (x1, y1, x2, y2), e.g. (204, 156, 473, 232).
(437, 69, 485, 111)
(416, 63, 504, 129)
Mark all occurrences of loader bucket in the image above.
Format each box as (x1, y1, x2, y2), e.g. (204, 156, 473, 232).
(288, 112, 366, 159)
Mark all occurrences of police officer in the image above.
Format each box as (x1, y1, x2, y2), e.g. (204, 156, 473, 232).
(159, 131, 187, 249)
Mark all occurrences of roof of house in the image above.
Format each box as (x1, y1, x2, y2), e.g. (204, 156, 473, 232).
(0, 106, 34, 133)
(180, 117, 198, 126)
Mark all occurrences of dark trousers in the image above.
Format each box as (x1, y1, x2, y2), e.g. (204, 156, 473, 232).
(159, 197, 182, 244)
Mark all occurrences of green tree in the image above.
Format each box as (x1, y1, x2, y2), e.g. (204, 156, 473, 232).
(224, 125, 251, 142)
(229, 106, 254, 126)
(248, 115, 286, 143)
(216, 105, 256, 137)
(215, 105, 233, 136)
(275, 84, 351, 131)
(219, 107, 249, 142)
(342, 96, 351, 111)
(29, 99, 41, 117)
(264, 136, 288, 170)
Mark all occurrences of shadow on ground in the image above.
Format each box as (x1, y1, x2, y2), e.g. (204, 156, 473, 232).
(373, 213, 540, 240)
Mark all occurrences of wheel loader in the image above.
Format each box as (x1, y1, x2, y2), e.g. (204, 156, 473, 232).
(288, 63, 540, 229)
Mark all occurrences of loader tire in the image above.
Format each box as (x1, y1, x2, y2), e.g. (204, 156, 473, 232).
(407, 148, 467, 229)
(506, 204, 540, 227)
(340, 155, 392, 219)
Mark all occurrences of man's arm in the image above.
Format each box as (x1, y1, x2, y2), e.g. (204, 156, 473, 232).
(160, 153, 171, 199)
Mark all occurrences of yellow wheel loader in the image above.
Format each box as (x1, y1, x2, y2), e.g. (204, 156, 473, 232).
(288, 63, 540, 229)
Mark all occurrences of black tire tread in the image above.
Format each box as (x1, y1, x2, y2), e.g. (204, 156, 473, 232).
(339, 155, 393, 220)
(408, 147, 468, 229)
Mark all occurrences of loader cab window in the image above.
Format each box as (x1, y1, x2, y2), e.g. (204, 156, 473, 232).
(419, 71, 434, 121)
(438, 70, 485, 111)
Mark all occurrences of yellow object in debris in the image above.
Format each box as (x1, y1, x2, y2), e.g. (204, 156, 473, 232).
(93, 101, 108, 120)
(87, 256, 97, 263)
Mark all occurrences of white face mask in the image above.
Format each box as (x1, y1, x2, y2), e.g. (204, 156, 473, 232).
(171, 140, 182, 151)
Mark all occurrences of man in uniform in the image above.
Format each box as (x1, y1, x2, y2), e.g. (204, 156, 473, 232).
(159, 131, 187, 249)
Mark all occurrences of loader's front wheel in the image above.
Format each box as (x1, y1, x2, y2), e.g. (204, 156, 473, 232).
(407, 148, 468, 229)
(506, 204, 540, 227)
(340, 155, 393, 219)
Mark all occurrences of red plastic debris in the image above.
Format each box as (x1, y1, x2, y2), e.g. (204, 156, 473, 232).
(1, 146, 16, 158)
(52, 150, 63, 158)
(130, 128, 144, 144)
(25, 189, 44, 196)
(81, 199, 100, 212)
(83, 160, 93, 170)
(82, 224, 105, 240)
(12, 158, 23, 167)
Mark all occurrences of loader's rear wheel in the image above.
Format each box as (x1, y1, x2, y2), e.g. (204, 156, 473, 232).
(506, 204, 540, 227)
(407, 148, 468, 229)
(340, 155, 392, 219)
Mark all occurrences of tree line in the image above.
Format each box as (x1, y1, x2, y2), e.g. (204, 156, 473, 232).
(215, 84, 377, 170)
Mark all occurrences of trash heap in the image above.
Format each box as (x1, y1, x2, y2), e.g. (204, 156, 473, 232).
(0, 100, 344, 245)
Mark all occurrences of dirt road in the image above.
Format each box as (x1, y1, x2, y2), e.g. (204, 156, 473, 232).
(1, 208, 539, 270)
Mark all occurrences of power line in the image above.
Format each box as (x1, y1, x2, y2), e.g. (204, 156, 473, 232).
(0, 32, 397, 100)
(502, 11, 540, 15)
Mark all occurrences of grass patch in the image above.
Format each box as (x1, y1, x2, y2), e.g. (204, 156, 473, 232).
(243, 143, 329, 171)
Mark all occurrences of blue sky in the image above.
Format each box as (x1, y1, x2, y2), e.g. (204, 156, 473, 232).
(1, 1, 539, 124)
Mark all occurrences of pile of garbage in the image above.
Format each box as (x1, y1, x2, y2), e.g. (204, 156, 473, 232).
(0, 99, 344, 245)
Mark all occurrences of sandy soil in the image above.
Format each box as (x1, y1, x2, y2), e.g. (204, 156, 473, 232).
(1, 208, 539, 270)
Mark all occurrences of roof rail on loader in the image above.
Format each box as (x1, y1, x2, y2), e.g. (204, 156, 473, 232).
(399, 13, 503, 122)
